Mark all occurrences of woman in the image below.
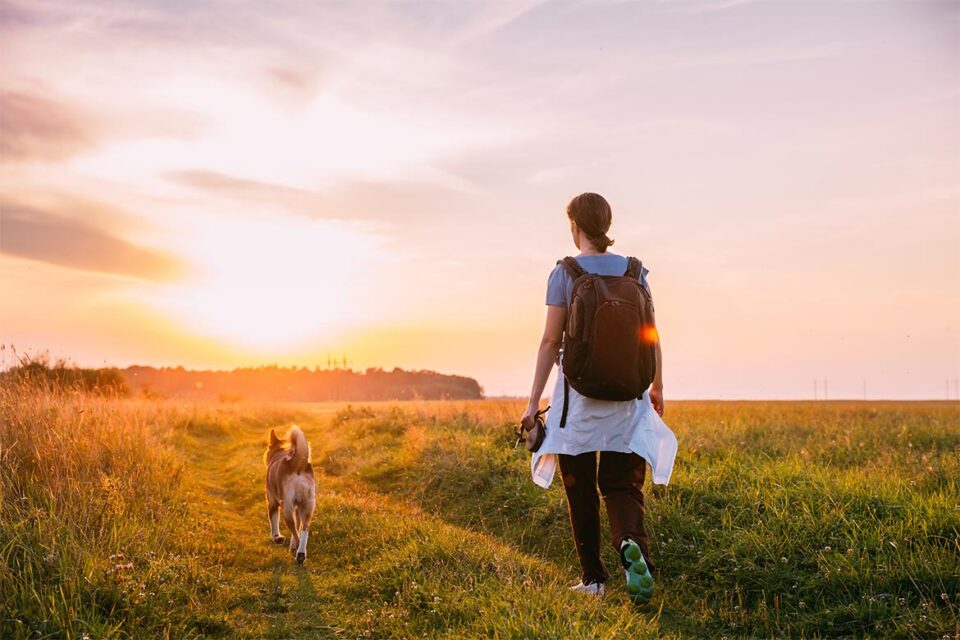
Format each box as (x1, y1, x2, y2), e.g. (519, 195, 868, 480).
(521, 192, 677, 604)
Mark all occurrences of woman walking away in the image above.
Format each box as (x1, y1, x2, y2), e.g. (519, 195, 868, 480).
(521, 193, 677, 604)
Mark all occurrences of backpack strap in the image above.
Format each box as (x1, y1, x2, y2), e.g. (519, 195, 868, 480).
(559, 378, 570, 429)
(624, 256, 643, 279)
(559, 257, 588, 280)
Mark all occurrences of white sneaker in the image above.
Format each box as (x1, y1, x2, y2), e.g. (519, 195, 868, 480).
(569, 581, 605, 598)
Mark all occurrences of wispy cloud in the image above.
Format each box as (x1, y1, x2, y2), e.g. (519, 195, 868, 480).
(0, 91, 98, 161)
(166, 168, 478, 227)
(168, 169, 316, 203)
(0, 87, 206, 163)
(0, 202, 185, 281)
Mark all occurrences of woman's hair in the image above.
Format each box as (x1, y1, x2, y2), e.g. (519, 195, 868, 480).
(567, 192, 614, 252)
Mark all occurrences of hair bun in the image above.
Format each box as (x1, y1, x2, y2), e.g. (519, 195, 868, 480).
(590, 234, 614, 251)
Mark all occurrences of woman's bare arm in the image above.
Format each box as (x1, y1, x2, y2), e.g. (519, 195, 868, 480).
(649, 308, 664, 416)
(523, 305, 567, 421)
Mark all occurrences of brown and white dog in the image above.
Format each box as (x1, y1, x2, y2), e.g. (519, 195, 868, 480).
(264, 426, 316, 565)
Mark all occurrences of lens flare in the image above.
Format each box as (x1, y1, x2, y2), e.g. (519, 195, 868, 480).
(642, 325, 659, 344)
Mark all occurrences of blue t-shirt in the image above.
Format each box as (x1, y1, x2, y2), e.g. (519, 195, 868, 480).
(545, 253, 651, 307)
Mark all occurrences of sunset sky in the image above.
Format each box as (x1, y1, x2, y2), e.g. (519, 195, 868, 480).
(1, 0, 957, 398)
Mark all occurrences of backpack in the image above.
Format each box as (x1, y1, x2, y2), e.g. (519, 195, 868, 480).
(558, 256, 657, 426)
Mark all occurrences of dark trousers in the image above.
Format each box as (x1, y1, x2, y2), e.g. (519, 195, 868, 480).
(558, 450, 654, 585)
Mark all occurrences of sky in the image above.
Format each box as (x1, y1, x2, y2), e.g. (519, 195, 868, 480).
(0, 0, 958, 399)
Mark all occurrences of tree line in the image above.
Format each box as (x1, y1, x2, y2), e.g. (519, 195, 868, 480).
(1, 356, 484, 401)
(125, 365, 483, 401)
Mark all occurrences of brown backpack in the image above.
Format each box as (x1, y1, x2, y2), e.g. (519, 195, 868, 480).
(558, 256, 657, 427)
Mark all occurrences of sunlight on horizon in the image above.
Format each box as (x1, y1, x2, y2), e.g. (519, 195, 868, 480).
(147, 215, 387, 351)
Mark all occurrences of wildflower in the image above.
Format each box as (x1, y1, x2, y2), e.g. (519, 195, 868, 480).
(799, 601, 806, 609)
(898, 597, 906, 605)
(781, 557, 788, 564)
(940, 593, 949, 602)
(823, 546, 831, 552)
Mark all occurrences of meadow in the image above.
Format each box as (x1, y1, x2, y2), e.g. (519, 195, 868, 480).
(1, 382, 957, 639)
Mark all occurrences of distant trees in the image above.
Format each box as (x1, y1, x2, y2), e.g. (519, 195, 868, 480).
(0, 351, 484, 401)
(123, 365, 483, 401)
(0, 354, 129, 396)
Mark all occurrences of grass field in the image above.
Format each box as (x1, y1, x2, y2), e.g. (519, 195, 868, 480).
(2, 386, 958, 639)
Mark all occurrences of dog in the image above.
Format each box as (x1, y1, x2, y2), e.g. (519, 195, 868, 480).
(264, 426, 316, 565)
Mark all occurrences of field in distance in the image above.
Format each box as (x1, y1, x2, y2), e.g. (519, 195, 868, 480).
(2, 388, 957, 639)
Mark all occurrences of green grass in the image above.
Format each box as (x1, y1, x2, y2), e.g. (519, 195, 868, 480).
(2, 389, 957, 638)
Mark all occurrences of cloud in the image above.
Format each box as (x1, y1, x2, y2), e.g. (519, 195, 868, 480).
(0, 202, 185, 281)
(166, 168, 473, 226)
(0, 91, 99, 161)
(0, 88, 206, 163)
(168, 169, 315, 203)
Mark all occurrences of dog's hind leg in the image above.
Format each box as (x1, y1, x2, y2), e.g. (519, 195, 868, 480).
(268, 499, 284, 544)
(295, 499, 315, 565)
(282, 502, 299, 558)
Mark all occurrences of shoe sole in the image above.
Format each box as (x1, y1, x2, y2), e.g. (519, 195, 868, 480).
(622, 541, 654, 604)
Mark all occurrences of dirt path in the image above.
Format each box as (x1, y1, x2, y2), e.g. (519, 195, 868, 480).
(174, 408, 668, 639)
(179, 411, 346, 638)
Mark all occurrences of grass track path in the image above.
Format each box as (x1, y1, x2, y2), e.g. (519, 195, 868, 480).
(178, 408, 669, 639)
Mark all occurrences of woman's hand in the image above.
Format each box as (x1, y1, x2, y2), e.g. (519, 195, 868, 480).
(650, 385, 664, 417)
(521, 401, 540, 428)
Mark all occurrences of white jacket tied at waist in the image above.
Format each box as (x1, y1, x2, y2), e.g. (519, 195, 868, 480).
(530, 365, 678, 489)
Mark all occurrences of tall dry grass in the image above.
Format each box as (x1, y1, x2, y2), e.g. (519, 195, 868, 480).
(0, 375, 289, 638)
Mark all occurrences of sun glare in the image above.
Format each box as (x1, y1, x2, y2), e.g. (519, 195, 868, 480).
(152, 215, 383, 351)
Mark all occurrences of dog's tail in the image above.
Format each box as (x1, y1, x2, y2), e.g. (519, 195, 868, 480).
(287, 426, 310, 473)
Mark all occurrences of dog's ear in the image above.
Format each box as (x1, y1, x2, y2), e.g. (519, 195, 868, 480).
(269, 429, 281, 447)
